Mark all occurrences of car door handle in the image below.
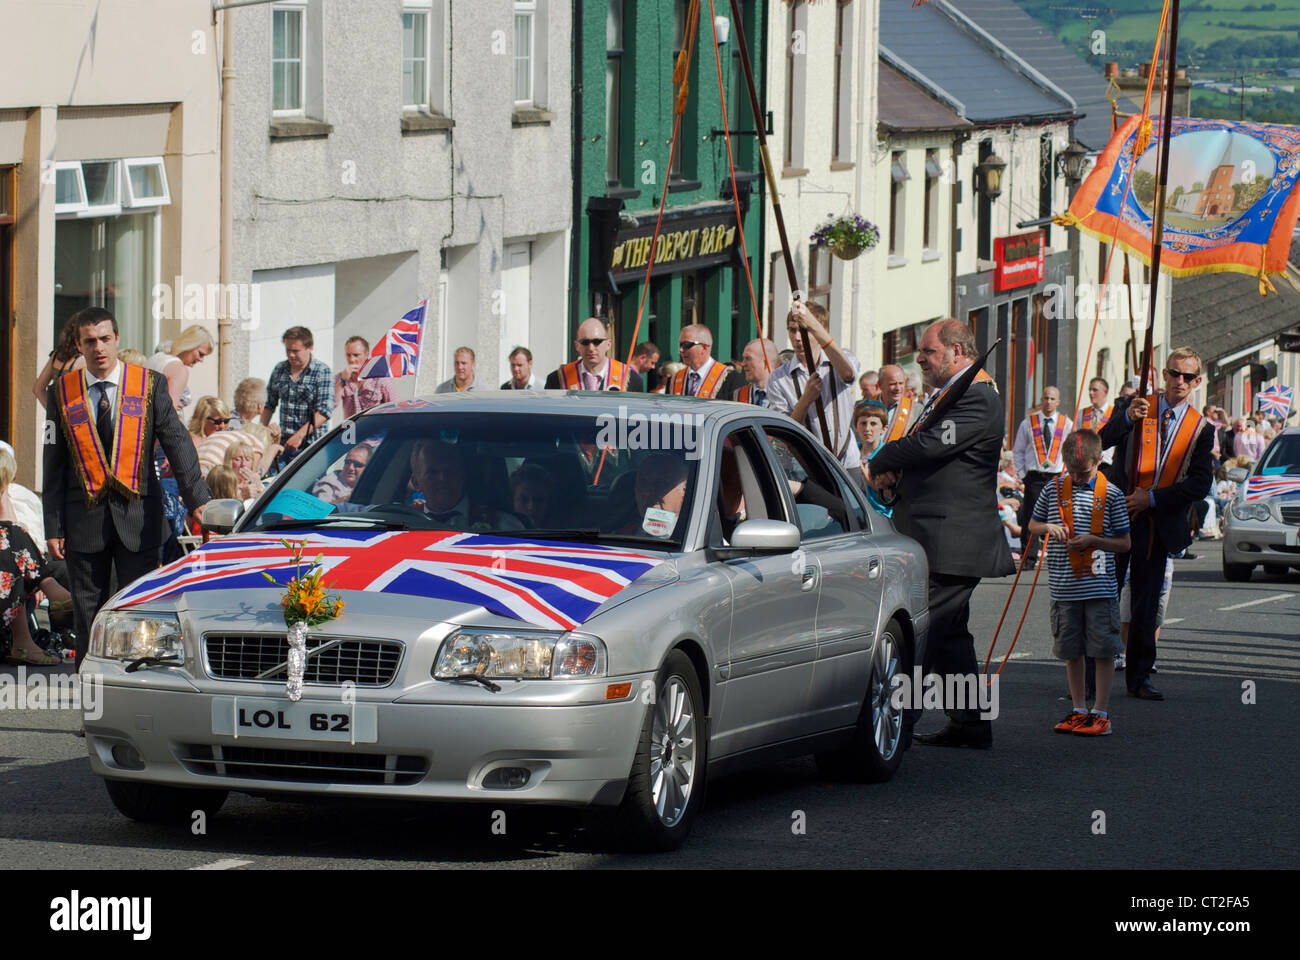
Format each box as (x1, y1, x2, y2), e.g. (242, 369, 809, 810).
(868, 557, 881, 580)
(801, 567, 818, 591)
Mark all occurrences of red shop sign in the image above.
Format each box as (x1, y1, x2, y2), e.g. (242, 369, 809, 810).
(993, 230, 1045, 292)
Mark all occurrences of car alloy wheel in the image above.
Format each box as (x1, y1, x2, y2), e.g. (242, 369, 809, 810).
(815, 618, 908, 783)
(650, 676, 698, 827)
(870, 627, 903, 762)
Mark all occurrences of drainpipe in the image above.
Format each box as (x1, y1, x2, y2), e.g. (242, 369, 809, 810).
(218, 4, 235, 405)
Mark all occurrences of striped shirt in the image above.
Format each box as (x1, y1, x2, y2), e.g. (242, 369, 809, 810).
(1032, 476, 1130, 601)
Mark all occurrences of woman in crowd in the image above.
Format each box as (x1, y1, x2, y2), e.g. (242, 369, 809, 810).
(32, 318, 86, 409)
(149, 325, 214, 413)
(187, 396, 233, 452)
(0, 448, 73, 666)
(223, 442, 265, 501)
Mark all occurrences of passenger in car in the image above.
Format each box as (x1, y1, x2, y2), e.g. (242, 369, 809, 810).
(409, 439, 522, 532)
(619, 454, 688, 538)
(509, 464, 555, 528)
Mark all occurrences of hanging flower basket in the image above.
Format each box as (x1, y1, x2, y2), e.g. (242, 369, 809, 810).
(811, 214, 880, 261)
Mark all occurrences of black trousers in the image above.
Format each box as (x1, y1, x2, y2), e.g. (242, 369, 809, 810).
(1018, 471, 1057, 563)
(67, 533, 160, 670)
(1116, 515, 1166, 693)
(921, 573, 982, 722)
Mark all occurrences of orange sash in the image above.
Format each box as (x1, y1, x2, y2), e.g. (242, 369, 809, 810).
(885, 396, 913, 442)
(560, 359, 630, 391)
(1058, 473, 1108, 579)
(1079, 404, 1112, 431)
(671, 362, 727, 398)
(56, 363, 153, 503)
(736, 384, 753, 404)
(907, 368, 995, 436)
(1130, 397, 1204, 493)
(1031, 411, 1066, 468)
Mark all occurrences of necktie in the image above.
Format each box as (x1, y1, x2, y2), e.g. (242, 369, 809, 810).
(753, 388, 765, 407)
(687, 371, 700, 396)
(1161, 408, 1175, 447)
(93, 382, 114, 456)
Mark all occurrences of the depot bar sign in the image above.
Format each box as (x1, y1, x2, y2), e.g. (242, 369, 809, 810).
(993, 230, 1045, 292)
(608, 207, 739, 283)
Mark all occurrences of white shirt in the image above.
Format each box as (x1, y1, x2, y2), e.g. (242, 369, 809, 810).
(581, 360, 612, 392)
(84, 361, 123, 422)
(683, 356, 719, 396)
(1012, 409, 1074, 477)
(766, 348, 862, 469)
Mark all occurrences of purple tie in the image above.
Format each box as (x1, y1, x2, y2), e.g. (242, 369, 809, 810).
(688, 371, 700, 396)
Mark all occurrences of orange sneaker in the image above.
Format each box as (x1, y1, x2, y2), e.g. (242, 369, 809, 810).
(1053, 711, 1091, 734)
(1075, 713, 1112, 736)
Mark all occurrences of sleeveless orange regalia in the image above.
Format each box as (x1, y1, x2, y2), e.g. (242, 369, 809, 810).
(1079, 404, 1113, 431)
(907, 368, 995, 435)
(1130, 398, 1204, 492)
(1057, 473, 1108, 579)
(560, 359, 631, 391)
(885, 395, 913, 442)
(1031, 410, 1067, 468)
(56, 363, 153, 503)
(736, 384, 755, 404)
(671, 362, 727, 398)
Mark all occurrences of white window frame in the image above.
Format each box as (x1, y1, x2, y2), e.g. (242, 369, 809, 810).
(402, 2, 432, 111)
(122, 157, 171, 208)
(80, 159, 122, 217)
(514, 0, 537, 106)
(272, 4, 307, 117)
(53, 162, 88, 215)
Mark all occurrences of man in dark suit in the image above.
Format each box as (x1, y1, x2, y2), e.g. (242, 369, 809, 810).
(44, 307, 211, 666)
(868, 319, 1015, 748)
(1098, 347, 1214, 701)
(544, 317, 644, 392)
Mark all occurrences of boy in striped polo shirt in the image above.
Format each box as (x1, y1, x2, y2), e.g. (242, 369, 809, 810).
(1029, 429, 1131, 736)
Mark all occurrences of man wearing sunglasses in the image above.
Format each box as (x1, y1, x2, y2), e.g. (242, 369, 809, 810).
(1097, 347, 1214, 701)
(544, 317, 643, 392)
(667, 325, 743, 399)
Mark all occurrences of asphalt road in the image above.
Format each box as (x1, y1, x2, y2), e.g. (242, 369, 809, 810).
(1, 540, 1295, 870)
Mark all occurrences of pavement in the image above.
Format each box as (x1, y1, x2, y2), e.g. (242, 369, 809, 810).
(0, 539, 1295, 869)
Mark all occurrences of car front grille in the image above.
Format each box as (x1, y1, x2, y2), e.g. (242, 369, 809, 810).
(203, 633, 403, 686)
(181, 744, 427, 785)
(1280, 505, 1300, 525)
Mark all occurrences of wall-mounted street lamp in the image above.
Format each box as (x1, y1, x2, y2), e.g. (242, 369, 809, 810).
(1056, 140, 1089, 184)
(975, 153, 1007, 201)
(714, 16, 730, 45)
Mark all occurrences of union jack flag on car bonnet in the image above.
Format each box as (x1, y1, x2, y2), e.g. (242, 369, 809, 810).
(1257, 384, 1293, 418)
(111, 530, 665, 631)
(360, 300, 426, 379)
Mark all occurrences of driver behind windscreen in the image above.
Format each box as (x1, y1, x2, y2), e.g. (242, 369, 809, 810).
(619, 453, 687, 538)
(409, 439, 523, 531)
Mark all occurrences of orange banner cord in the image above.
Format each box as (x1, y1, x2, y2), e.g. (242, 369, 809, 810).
(986, 0, 1173, 678)
(593, 0, 702, 488)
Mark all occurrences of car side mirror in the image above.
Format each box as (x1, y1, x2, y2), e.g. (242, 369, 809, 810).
(710, 519, 802, 560)
(201, 498, 246, 535)
(1227, 468, 1248, 484)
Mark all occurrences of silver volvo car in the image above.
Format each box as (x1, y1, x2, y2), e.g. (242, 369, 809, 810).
(1222, 426, 1300, 581)
(85, 393, 929, 850)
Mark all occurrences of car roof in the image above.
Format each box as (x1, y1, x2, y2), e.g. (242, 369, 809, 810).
(356, 390, 766, 424)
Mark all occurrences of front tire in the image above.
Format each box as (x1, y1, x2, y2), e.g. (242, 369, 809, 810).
(613, 650, 707, 851)
(104, 779, 228, 824)
(1223, 559, 1254, 582)
(816, 619, 907, 783)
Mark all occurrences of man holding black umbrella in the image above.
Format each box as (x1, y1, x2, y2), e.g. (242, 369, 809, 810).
(868, 319, 1014, 748)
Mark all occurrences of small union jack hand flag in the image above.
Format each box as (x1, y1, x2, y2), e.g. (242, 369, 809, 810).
(1257, 384, 1293, 419)
(360, 299, 426, 379)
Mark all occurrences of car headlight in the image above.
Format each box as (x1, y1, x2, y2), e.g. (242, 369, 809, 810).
(433, 629, 607, 680)
(89, 612, 185, 663)
(1230, 501, 1272, 522)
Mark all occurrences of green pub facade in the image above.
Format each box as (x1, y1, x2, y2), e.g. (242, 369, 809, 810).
(572, 0, 768, 367)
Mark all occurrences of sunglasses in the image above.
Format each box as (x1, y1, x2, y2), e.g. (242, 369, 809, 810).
(577, 338, 607, 347)
(343, 458, 367, 470)
(207, 417, 230, 425)
(679, 341, 707, 351)
(1164, 368, 1200, 383)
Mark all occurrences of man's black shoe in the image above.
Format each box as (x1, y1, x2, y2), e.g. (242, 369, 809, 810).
(913, 720, 992, 749)
(1129, 681, 1164, 701)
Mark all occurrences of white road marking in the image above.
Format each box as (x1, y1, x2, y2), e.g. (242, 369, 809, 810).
(1162, 618, 1184, 625)
(189, 859, 253, 871)
(1218, 593, 1292, 612)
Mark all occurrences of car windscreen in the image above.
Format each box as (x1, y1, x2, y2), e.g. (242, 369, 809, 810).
(1255, 434, 1300, 476)
(240, 412, 701, 548)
